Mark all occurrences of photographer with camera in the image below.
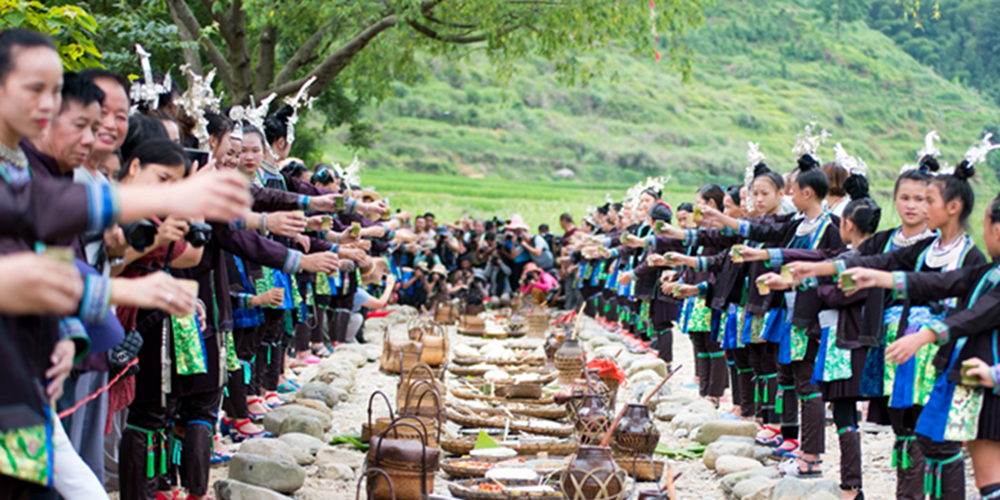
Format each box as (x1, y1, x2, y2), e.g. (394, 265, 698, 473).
(519, 262, 558, 305)
(484, 246, 512, 307)
(498, 216, 532, 293)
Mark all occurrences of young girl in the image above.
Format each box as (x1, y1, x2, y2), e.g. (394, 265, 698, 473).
(794, 158, 982, 498)
(845, 189, 1000, 500)
(749, 166, 880, 499)
(698, 154, 845, 478)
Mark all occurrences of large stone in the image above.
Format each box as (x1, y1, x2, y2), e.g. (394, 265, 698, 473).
(228, 453, 304, 494)
(631, 379, 672, 402)
(588, 336, 612, 348)
(290, 399, 334, 418)
(733, 477, 778, 500)
(628, 369, 663, 385)
(720, 467, 780, 494)
(806, 493, 840, 500)
(277, 433, 325, 465)
(626, 358, 667, 378)
(310, 361, 356, 385)
(214, 479, 293, 500)
(315, 446, 365, 470)
(329, 386, 350, 403)
(298, 382, 339, 408)
(671, 409, 711, 432)
(237, 438, 297, 464)
(278, 414, 325, 439)
(263, 405, 332, 435)
(647, 395, 693, 412)
(687, 399, 719, 417)
(715, 455, 762, 476)
(770, 478, 840, 500)
(703, 439, 755, 469)
(331, 349, 367, 368)
(654, 403, 687, 422)
(317, 463, 355, 481)
(328, 377, 355, 392)
(695, 419, 759, 445)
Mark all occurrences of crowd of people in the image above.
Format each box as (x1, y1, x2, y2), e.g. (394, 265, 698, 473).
(3, 24, 1000, 500)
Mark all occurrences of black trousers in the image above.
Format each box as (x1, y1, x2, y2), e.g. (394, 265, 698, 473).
(223, 326, 259, 419)
(776, 338, 823, 454)
(256, 310, 286, 393)
(729, 347, 755, 418)
(690, 331, 727, 398)
(833, 398, 862, 491)
(748, 342, 779, 423)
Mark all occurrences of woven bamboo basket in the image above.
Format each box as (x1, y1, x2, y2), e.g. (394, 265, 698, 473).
(450, 386, 555, 405)
(440, 437, 579, 457)
(441, 455, 569, 479)
(614, 455, 664, 482)
(447, 479, 565, 500)
(444, 409, 574, 438)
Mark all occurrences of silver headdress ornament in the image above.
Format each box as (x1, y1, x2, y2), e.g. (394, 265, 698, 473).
(791, 122, 830, 163)
(282, 76, 318, 147)
(627, 176, 669, 211)
(963, 133, 1000, 166)
(833, 142, 868, 177)
(343, 155, 362, 187)
(228, 106, 245, 141)
(899, 164, 919, 174)
(917, 130, 941, 159)
(177, 65, 221, 150)
(129, 44, 172, 115)
(744, 142, 766, 211)
(235, 93, 276, 156)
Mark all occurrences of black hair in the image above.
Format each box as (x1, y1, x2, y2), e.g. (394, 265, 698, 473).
(752, 162, 784, 191)
(893, 168, 932, 196)
(696, 184, 725, 211)
(311, 168, 334, 186)
(726, 185, 742, 207)
(649, 202, 673, 224)
(597, 203, 610, 216)
(795, 158, 830, 199)
(424, 212, 435, 219)
(119, 114, 169, 163)
(539, 223, 549, 232)
(205, 112, 234, 141)
(560, 213, 573, 224)
(918, 154, 941, 175)
(263, 104, 294, 146)
(281, 160, 308, 179)
(988, 193, 1000, 225)
(641, 187, 661, 200)
(119, 139, 190, 181)
(484, 220, 495, 232)
(677, 202, 694, 213)
(78, 68, 130, 98)
(932, 160, 976, 227)
(842, 173, 881, 235)
(241, 124, 265, 144)
(60, 71, 105, 113)
(0, 29, 55, 83)
(612, 202, 623, 213)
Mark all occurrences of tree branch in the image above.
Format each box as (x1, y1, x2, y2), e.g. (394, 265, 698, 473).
(407, 18, 520, 44)
(165, 0, 235, 93)
(261, 15, 399, 101)
(166, 0, 203, 76)
(255, 25, 278, 94)
(273, 21, 335, 88)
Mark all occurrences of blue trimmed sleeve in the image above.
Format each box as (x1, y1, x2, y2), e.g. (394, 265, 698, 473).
(298, 194, 311, 210)
(229, 218, 247, 231)
(682, 229, 698, 248)
(85, 183, 121, 233)
(696, 256, 707, 272)
(926, 319, 951, 346)
(696, 282, 709, 297)
(766, 249, 784, 268)
(79, 275, 111, 324)
(283, 249, 303, 274)
(58, 317, 90, 362)
(737, 219, 751, 238)
(891, 271, 907, 300)
(990, 364, 1000, 395)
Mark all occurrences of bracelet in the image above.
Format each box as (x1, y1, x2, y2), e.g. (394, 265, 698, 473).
(258, 213, 268, 236)
(891, 271, 907, 300)
(833, 260, 846, 278)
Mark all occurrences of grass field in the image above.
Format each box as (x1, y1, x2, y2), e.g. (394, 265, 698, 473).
(364, 168, 996, 249)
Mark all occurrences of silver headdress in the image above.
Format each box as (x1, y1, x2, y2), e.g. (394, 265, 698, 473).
(627, 176, 669, 212)
(833, 142, 868, 177)
(963, 133, 1000, 166)
(744, 142, 766, 211)
(129, 44, 172, 115)
(791, 122, 830, 163)
(228, 106, 245, 141)
(232, 93, 276, 156)
(917, 130, 941, 160)
(343, 155, 362, 187)
(282, 76, 317, 147)
(177, 65, 221, 150)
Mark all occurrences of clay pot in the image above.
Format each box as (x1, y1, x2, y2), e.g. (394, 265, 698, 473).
(555, 338, 584, 383)
(544, 334, 563, 368)
(559, 446, 628, 500)
(574, 394, 610, 445)
(611, 403, 660, 457)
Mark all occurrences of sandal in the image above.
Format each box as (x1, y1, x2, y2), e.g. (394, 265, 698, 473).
(756, 425, 784, 447)
(247, 398, 270, 420)
(312, 345, 333, 357)
(773, 438, 799, 458)
(210, 435, 232, 465)
(264, 392, 283, 408)
(277, 381, 298, 394)
(290, 355, 321, 367)
(777, 456, 823, 478)
(226, 417, 273, 443)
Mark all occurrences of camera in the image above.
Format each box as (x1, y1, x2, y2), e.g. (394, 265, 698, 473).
(185, 222, 212, 248)
(504, 233, 514, 242)
(121, 220, 158, 251)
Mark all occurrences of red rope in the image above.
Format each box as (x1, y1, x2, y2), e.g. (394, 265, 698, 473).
(58, 358, 139, 419)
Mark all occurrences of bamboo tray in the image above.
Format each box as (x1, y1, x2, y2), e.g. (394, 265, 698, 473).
(440, 436, 579, 457)
(453, 357, 545, 367)
(447, 479, 564, 500)
(440, 455, 568, 479)
(450, 386, 555, 405)
(446, 410, 574, 438)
